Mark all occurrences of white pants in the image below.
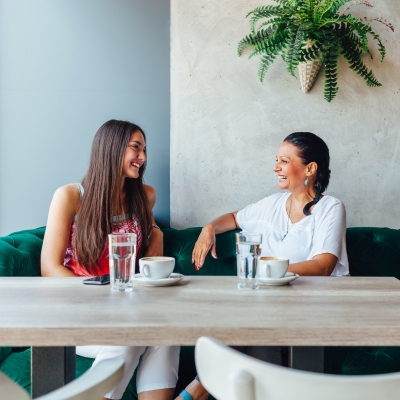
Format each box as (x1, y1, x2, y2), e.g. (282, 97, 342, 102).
(76, 345, 180, 399)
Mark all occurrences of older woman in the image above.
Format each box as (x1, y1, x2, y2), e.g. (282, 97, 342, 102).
(193, 131, 348, 276)
(176, 131, 349, 400)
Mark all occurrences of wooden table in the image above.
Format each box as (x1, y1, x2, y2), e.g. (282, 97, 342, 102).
(1, 276, 400, 396)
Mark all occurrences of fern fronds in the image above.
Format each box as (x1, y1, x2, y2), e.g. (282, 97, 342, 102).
(368, 29, 386, 63)
(314, 0, 336, 23)
(342, 16, 370, 52)
(238, 27, 275, 56)
(334, 18, 372, 58)
(330, 0, 353, 15)
(285, 25, 307, 76)
(323, 43, 340, 102)
(299, 43, 321, 61)
(341, 34, 382, 87)
(338, 18, 386, 63)
(302, 0, 316, 17)
(249, 30, 290, 59)
(248, 5, 284, 33)
(258, 54, 278, 82)
(348, 18, 386, 62)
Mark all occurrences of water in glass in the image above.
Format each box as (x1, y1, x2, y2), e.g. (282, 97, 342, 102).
(109, 233, 137, 292)
(236, 233, 262, 290)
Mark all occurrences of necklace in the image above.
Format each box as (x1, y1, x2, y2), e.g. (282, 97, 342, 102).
(282, 195, 293, 241)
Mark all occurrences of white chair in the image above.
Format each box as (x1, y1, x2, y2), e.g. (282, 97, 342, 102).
(0, 357, 124, 400)
(195, 337, 400, 400)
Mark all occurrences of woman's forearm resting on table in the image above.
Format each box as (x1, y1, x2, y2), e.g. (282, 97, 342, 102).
(41, 263, 76, 277)
(288, 253, 337, 276)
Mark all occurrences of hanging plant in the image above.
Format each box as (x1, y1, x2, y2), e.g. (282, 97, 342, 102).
(238, 0, 394, 102)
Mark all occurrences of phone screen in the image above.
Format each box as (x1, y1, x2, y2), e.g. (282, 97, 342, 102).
(83, 274, 110, 285)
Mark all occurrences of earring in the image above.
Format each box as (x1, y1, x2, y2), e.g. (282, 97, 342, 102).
(305, 177, 309, 186)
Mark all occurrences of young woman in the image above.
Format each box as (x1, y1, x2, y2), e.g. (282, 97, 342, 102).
(176, 132, 349, 400)
(41, 120, 179, 400)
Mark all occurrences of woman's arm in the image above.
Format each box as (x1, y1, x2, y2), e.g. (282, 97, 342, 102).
(41, 185, 80, 277)
(143, 185, 163, 257)
(290, 199, 346, 276)
(192, 212, 239, 268)
(288, 253, 337, 276)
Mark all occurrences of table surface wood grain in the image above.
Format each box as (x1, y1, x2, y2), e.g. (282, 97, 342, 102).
(1, 276, 399, 346)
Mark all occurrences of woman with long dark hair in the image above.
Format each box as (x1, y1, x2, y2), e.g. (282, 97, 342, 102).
(176, 132, 349, 400)
(41, 120, 179, 400)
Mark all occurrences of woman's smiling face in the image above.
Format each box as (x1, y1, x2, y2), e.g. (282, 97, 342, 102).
(274, 141, 309, 192)
(121, 130, 146, 179)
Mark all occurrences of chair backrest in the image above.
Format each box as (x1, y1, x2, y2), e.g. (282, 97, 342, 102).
(195, 337, 400, 400)
(0, 358, 124, 400)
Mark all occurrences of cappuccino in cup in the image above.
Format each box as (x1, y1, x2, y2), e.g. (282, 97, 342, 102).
(259, 257, 289, 279)
(139, 257, 175, 280)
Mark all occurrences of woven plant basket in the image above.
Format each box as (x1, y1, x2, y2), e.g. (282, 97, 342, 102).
(298, 59, 322, 93)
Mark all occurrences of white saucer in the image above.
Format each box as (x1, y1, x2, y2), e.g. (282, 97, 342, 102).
(259, 272, 299, 286)
(134, 273, 184, 287)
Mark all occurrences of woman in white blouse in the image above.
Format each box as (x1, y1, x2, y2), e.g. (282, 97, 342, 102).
(176, 132, 349, 400)
(192, 131, 349, 276)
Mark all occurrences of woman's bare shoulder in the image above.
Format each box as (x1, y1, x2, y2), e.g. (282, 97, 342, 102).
(143, 184, 156, 207)
(52, 184, 81, 215)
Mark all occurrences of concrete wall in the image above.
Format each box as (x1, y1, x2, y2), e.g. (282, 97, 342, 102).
(171, 0, 400, 229)
(0, 0, 170, 235)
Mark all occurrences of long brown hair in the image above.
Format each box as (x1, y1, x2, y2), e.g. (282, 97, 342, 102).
(74, 120, 152, 272)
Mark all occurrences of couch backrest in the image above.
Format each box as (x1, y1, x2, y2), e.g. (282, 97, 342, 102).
(163, 227, 238, 276)
(1, 226, 399, 278)
(0, 227, 45, 277)
(346, 227, 400, 279)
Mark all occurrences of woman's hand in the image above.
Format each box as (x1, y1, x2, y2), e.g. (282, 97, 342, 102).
(144, 227, 163, 257)
(192, 212, 239, 270)
(192, 225, 217, 269)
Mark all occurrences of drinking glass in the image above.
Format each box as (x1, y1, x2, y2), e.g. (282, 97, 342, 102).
(236, 232, 262, 290)
(108, 233, 137, 292)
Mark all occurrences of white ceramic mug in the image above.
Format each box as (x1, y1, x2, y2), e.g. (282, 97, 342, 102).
(259, 257, 289, 279)
(139, 257, 175, 280)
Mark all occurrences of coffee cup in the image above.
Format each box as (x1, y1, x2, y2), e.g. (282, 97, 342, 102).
(259, 257, 289, 279)
(139, 257, 175, 280)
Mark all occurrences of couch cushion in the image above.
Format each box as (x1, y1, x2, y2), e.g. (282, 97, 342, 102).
(346, 227, 400, 278)
(0, 228, 45, 277)
(341, 347, 400, 375)
(0, 347, 12, 364)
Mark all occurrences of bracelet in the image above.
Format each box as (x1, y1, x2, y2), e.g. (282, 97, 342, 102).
(151, 224, 161, 231)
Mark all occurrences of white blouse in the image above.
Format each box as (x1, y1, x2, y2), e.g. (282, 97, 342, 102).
(236, 192, 349, 276)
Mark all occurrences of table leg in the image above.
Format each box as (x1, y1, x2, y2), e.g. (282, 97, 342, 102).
(289, 346, 324, 373)
(31, 346, 76, 398)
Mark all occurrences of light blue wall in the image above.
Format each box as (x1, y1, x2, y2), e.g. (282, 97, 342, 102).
(0, 0, 170, 235)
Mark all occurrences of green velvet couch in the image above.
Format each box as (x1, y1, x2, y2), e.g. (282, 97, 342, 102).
(1, 226, 400, 398)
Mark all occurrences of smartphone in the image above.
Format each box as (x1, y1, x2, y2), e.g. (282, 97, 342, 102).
(83, 274, 110, 285)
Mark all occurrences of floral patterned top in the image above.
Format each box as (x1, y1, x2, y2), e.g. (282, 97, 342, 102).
(63, 184, 143, 277)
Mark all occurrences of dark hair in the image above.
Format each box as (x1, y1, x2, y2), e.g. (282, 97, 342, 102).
(75, 119, 152, 272)
(284, 132, 331, 216)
